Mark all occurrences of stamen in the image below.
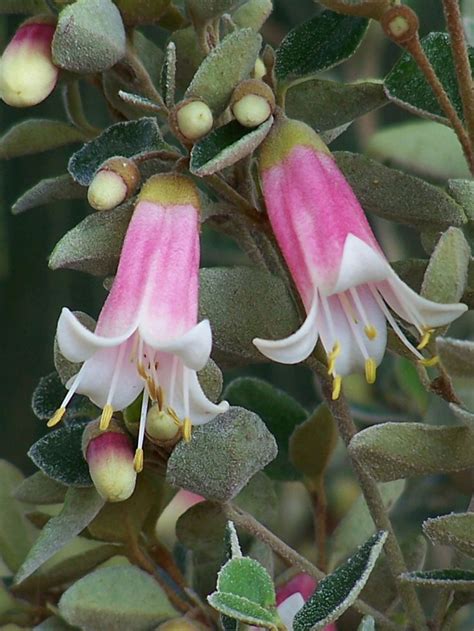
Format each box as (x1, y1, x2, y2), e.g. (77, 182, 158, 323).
(166, 406, 181, 426)
(327, 341, 341, 376)
(182, 417, 192, 442)
(133, 448, 144, 473)
(386, 279, 424, 335)
(332, 375, 342, 400)
(339, 293, 371, 362)
(47, 407, 66, 428)
(364, 325, 378, 340)
(137, 388, 150, 454)
(156, 385, 164, 411)
(417, 328, 435, 350)
(350, 287, 376, 337)
(365, 358, 377, 384)
(99, 404, 113, 431)
(419, 355, 439, 367)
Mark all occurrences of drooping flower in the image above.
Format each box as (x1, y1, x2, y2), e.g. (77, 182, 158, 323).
(0, 20, 58, 107)
(253, 118, 467, 398)
(50, 173, 228, 470)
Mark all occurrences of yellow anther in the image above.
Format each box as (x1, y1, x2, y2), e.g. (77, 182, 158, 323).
(364, 325, 378, 340)
(327, 341, 341, 375)
(133, 447, 144, 472)
(332, 375, 342, 400)
(365, 358, 377, 384)
(99, 404, 114, 431)
(182, 417, 192, 442)
(167, 407, 181, 426)
(417, 328, 435, 350)
(47, 407, 66, 428)
(419, 355, 439, 368)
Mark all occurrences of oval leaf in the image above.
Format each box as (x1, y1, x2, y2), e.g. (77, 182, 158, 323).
(14, 472, 67, 506)
(401, 569, 474, 591)
(12, 174, 86, 215)
(0, 120, 88, 160)
(437, 337, 474, 378)
(423, 512, 474, 558)
(217, 557, 276, 607)
(208, 592, 279, 627)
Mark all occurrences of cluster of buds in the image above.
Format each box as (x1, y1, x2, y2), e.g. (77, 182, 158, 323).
(0, 18, 58, 107)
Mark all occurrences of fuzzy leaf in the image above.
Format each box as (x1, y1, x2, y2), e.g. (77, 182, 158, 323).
(52, 0, 126, 74)
(49, 201, 133, 276)
(275, 10, 368, 80)
(0, 0, 48, 12)
(14, 472, 67, 505)
(114, 0, 171, 25)
(385, 32, 473, 124)
(450, 404, 474, 430)
(349, 423, 474, 482)
(401, 569, 474, 590)
(217, 557, 275, 606)
(286, 78, 386, 132)
(208, 592, 279, 627)
(328, 480, 404, 570)
(185, 28, 261, 114)
(294, 532, 387, 630)
(160, 42, 176, 108)
(224, 377, 306, 480)
(0, 120, 87, 160)
(186, 0, 239, 21)
(28, 418, 93, 487)
(12, 174, 85, 215)
(167, 407, 277, 502)
(423, 512, 474, 558)
(289, 404, 338, 484)
(367, 121, 471, 181)
(15, 487, 104, 584)
(59, 565, 176, 630)
(334, 151, 467, 229)
(34, 615, 80, 630)
(447, 178, 474, 219)
(190, 117, 273, 176)
(199, 267, 299, 367)
(233, 0, 273, 30)
(437, 337, 474, 377)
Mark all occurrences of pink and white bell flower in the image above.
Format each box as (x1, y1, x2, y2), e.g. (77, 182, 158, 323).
(49, 173, 228, 471)
(253, 117, 467, 399)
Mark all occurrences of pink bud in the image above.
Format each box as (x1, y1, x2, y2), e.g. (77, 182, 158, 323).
(0, 21, 58, 107)
(86, 431, 137, 502)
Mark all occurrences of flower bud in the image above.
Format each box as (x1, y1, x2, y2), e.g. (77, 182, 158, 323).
(83, 419, 137, 502)
(231, 79, 275, 128)
(0, 20, 58, 107)
(253, 57, 267, 80)
(146, 404, 180, 442)
(381, 6, 419, 44)
(174, 99, 214, 141)
(318, 0, 392, 21)
(87, 156, 141, 211)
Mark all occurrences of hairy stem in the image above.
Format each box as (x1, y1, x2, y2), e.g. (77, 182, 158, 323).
(222, 503, 400, 631)
(62, 81, 99, 138)
(442, 0, 474, 148)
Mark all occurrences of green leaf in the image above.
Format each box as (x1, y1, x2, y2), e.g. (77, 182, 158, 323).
(349, 423, 474, 482)
(450, 403, 474, 430)
(0, 0, 48, 13)
(421, 227, 470, 304)
(15, 487, 104, 584)
(437, 337, 474, 378)
(68, 118, 168, 185)
(166, 407, 277, 502)
(185, 28, 262, 114)
(12, 174, 85, 215)
(224, 377, 306, 480)
(275, 10, 368, 81)
(161, 42, 176, 109)
(0, 461, 35, 573)
(31, 372, 97, 423)
(14, 472, 67, 506)
(294, 531, 387, 631)
(49, 201, 133, 276)
(401, 569, 474, 590)
(171, 26, 205, 94)
(448, 178, 474, 221)
(233, 0, 273, 30)
(59, 565, 177, 630)
(334, 151, 467, 230)
(423, 512, 474, 558)
(198, 358, 223, 403)
(190, 117, 273, 176)
(116, 91, 163, 114)
(52, 0, 126, 74)
(328, 480, 405, 570)
(114, 0, 171, 26)
(208, 592, 279, 627)
(34, 615, 78, 630)
(289, 404, 338, 484)
(0, 120, 88, 160)
(217, 557, 275, 606)
(186, 0, 239, 21)
(28, 418, 93, 487)
(385, 32, 473, 124)
(286, 78, 386, 132)
(199, 267, 299, 367)
(367, 121, 471, 181)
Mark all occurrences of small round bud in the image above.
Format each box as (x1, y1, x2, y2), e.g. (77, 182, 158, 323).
(253, 57, 267, 80)
(87, 156, 141, 211)
(318, 0, 392, 21)
(146, 404, 180, 442)
(175, 99, 214, 141)
(381, 6, 419, 44)
(83, 420, 137, 503)
(0, 20, 58, 107)
(231, 79, 275, 128)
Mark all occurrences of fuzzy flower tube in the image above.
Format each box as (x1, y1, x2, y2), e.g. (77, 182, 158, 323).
(50, 174, 228, 471)
(253, 117, 467, 399)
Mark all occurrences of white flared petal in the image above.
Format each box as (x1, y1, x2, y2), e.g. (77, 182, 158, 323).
(57, 307, 136, 363)
(380, 275, 468, 328)
(331, 234, 390, 295)
(188, 370, 229, 425)
(67, 342, 143, 410)
(253, 295, 319, 364)
(141, 319, 212, 371)
(277, 593, 305, 630)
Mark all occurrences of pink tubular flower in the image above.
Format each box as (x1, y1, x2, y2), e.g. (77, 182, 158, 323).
(0, 20, 58, 107)
(253, 118, 467, 399)
(49, 174, 228, 470)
